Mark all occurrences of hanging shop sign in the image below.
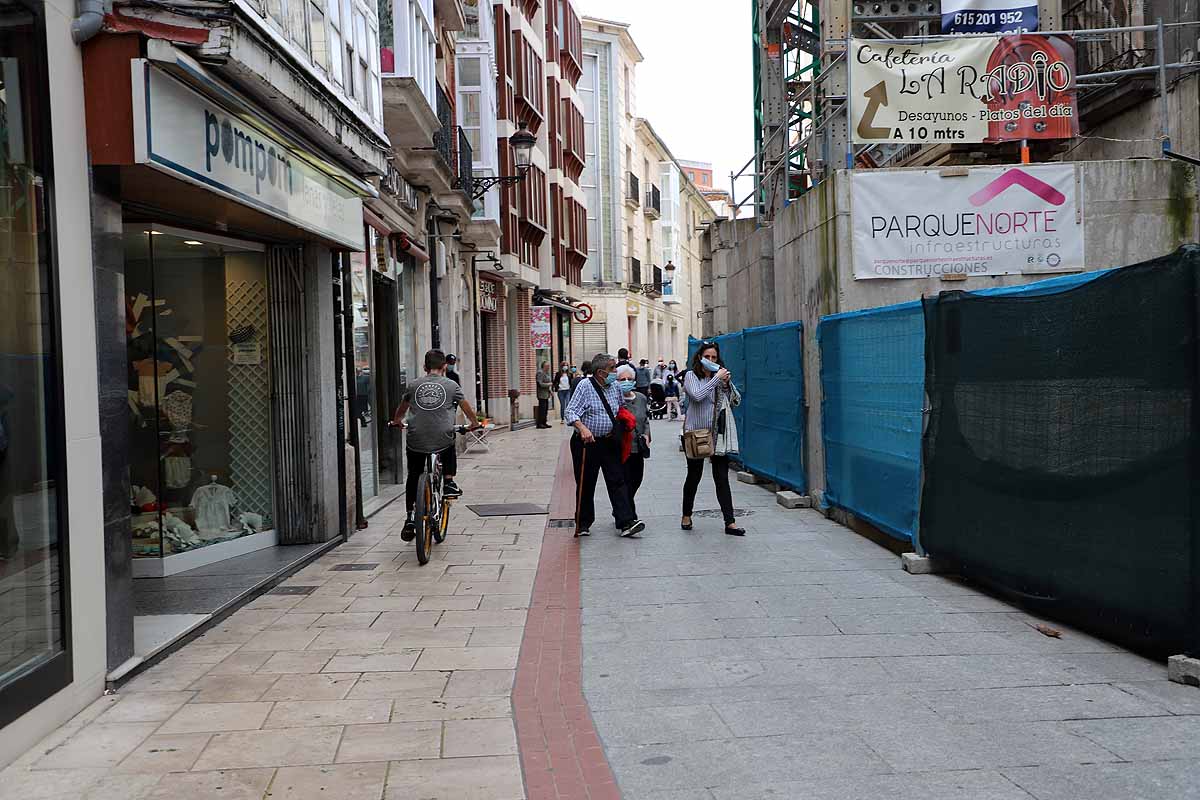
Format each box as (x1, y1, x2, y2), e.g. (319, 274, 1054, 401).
(479, 279, 498, 313)
(851, 164, 1084, 279)
(530, 306, 552, 350)
(941, 0, 1038, 34)
(849, 35, 1076, 145)
(131, 61, 365, 249)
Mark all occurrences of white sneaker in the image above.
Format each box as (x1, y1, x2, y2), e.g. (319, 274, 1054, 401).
(620, 520, 645, 538)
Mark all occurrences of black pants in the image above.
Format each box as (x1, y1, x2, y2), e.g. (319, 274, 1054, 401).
(536, 398, 550, 426)
(682, 454, 735, 525)
(406, 446, 457, 513)
(623, 451, 645, 519)
(570, 435, 635, 531)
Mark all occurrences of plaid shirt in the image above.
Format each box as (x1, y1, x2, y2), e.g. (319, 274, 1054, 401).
(564, 377, 624, 436)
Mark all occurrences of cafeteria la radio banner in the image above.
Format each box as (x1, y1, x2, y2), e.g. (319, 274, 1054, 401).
(851, 164, 1084, 279)
(849, 34, 1077, 145)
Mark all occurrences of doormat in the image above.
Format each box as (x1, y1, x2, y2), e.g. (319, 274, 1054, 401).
(547, 519, 576, 528)
(467, 503, 549, 517)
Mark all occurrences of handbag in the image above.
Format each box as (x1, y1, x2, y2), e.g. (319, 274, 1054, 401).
(683, 428, 714, 459)
(639, 435, 650, 459)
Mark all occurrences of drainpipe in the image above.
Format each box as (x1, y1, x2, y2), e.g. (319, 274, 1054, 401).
(72, 0, 105, 44)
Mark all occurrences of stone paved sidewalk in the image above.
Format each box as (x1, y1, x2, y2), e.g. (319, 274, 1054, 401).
(578, 418, 1200, 800)
(0, 426, 563, 800)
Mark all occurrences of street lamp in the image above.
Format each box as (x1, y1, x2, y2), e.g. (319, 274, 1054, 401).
(629, 261, 676, 294)
(468, 122, 537, 200)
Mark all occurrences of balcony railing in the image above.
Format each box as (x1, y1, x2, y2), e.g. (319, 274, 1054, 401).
(432, 84, 454, 171)
(629, 257, 641, 286)
(456, 127, 473, 202)
(626, 172, 640, 206)
(644, 184, 661, 216)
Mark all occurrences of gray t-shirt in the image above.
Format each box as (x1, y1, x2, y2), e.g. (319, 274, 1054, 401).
(404, 375, 464, 453)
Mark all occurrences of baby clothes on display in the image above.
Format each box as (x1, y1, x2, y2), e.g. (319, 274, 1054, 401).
(190, 479, 237, 533)
(163, 456, 192, 489)
(162, 390, 194, 444)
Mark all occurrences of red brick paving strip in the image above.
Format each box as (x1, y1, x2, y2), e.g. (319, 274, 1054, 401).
(514, 439, 622, 800)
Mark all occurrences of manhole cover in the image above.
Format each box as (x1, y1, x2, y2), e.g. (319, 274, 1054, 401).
(693, 508, 752, 519)
(268, 585, 317, 595)
(328, 563, 379, 572)
(547, 519, 575, 528)
(467, 503, 548, 517)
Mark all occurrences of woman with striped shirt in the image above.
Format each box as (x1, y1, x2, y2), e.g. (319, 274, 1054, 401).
(681, 342, 746, 536)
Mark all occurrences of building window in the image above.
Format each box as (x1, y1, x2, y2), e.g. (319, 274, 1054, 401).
(310, 2, 329, 72)
(330, 0, 345, 86)
(287, 0, 308, 51)
(458, 56, 482, 153)
(623, 64, 631, 115)
(0, 0, 73, 728)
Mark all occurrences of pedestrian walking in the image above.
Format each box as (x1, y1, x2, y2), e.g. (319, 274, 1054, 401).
(535, 361, 553, 429)
(664, 372, 681, 419)
(564, 353, 644, 538)
(616, 348, 632, 370)
(652, 358, 671, 383)
(445, 354, 462, 387)
(635, 359, 652, 397)
(556, 362, 572, 422)
(614, 364, 650, 520)
(681, 342, 745, 536)
(570, 362, 589, 394)
(667, 358, 679, 377)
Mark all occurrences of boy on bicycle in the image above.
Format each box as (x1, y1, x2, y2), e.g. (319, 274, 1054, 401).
(389, 349, 481, 541)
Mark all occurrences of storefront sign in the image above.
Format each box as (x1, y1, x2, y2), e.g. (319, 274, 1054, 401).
(849, 35, 1076, 144)
(851, 164, 1083, 279)
(530, 306, 552, 350)
(479, 280, 498, 313)
(942, 0, 1037, 34)
(131, 61, 365, 249)
(231, 341, 262, 366)
(625, 300, 640, 316)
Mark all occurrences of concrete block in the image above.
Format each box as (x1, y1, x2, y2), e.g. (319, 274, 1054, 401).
(901, 552, 949, 575)
(736, 471, 760, 484)
(1168, 655, 1200, 687)
(776, 491, 811, 509)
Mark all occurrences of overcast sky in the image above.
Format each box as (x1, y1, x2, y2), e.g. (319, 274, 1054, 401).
(576, 0, 754, 203)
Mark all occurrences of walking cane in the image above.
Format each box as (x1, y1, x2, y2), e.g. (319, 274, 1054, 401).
(574, 445, 587, 537)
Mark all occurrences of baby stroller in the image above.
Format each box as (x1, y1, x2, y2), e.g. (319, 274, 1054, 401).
(648, 382, 668, 419)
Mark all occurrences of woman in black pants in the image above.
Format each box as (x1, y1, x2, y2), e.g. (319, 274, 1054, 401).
(680, 343, 745, 536)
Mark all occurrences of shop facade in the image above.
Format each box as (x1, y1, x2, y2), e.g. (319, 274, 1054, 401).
(0, 0, 108, 768)
(83, 38, 377, 673)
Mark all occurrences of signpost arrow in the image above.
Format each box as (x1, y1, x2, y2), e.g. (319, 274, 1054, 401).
(856, 81, 891, 140)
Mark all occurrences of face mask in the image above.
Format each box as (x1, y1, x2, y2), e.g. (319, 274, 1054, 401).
(571, 368, 577, 373)
(604, 373, 617, 386)
(617, 379, 636, 393)
(701, 358, 720, 373)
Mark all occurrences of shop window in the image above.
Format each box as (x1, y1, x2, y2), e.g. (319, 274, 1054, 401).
(0, 0, 73, 728)
(124, 227, 275, 562)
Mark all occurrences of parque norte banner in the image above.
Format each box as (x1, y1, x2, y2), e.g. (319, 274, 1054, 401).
(851, 164, 1084, 279)
(849, 35, 1077, 145)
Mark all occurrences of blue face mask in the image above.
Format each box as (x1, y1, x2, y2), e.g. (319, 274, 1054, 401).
(701, 358, 721, 373)
(617, 379, 636, 393)
(604, 373, 617, 386)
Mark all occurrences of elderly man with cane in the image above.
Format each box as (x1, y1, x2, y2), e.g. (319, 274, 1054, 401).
(564, 353, 645, 539)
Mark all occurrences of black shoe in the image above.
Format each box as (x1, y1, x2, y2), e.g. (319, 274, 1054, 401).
(681, 516, 693, 531)
(401, 518, 417, 542)
(725, 526, 746, 537)
(620, 520, 645, 538)
(443, 480, 463, 498)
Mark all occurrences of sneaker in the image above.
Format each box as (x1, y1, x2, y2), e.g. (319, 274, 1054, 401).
(620, 519, 646, 538)
(574, 528, 590, 537)
(401, 516, 417, 542)
(443, 480, 463, 498)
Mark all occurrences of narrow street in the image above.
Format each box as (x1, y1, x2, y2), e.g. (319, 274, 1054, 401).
(4, 421, 1197, 799)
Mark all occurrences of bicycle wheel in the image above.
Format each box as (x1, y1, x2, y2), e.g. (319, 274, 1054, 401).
(414, 474, 436, 565)
(434, 494, 450, 543)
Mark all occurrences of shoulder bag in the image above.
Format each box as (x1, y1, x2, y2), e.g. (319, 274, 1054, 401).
(683, 428, 713, 459)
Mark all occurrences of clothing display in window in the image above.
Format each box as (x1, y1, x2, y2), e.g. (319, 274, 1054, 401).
(162, 390, 194, 443)
(190, 479, 238, 533)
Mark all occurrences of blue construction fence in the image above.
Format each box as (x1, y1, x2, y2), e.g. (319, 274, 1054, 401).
(817, 268, 1118, 542)
(687, 322, 806, 492)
